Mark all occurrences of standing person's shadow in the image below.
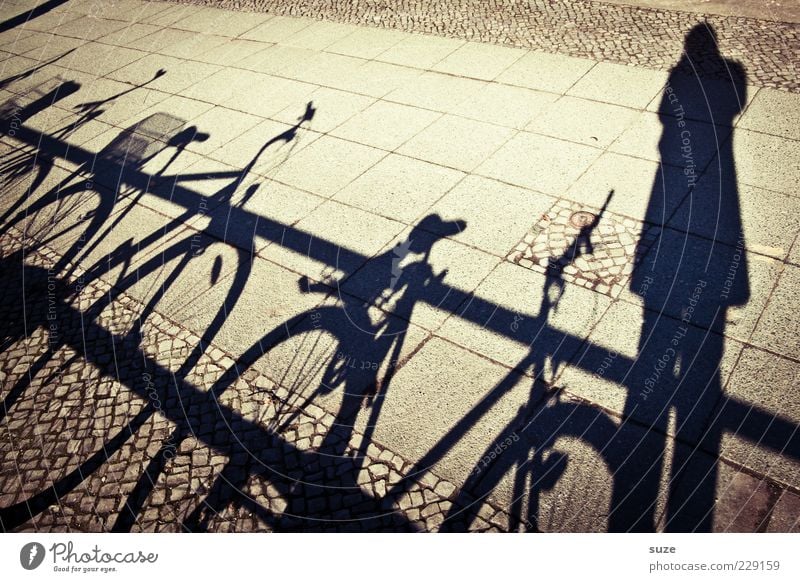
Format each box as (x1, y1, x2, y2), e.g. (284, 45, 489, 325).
(616, 23, 750, 531)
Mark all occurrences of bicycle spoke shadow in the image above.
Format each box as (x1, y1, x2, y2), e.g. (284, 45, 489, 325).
(1, 21, 797, 533)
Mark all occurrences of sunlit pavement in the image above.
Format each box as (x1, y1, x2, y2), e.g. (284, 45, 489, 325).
(0, 0, 798, 532)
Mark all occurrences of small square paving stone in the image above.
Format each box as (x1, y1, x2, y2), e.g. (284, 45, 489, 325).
(477, 131, 600, 195)
(376, 34, 464, 70)
(398, 114, 514, 172)
(428, 175, 555, 257)
(333, 153, 464, 223)
(567, 62, 668, 109)
(527, 96, 639, 148)
(331, 100, 440, 151)
(432, 42, 526, 81)
(497, 50, 595, 94)
(508, 198, 654, 297)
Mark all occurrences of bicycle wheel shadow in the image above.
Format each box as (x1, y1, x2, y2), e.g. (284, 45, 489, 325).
(440, 22, 755, 532)
(179, 214, 469, 530)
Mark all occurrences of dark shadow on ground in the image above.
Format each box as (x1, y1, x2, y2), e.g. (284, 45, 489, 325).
(0, 24, 797, 532)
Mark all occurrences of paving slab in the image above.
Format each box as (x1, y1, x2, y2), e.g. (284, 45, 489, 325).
(750, 265, 800, 359)
(496, 50, 596, 94)
(341, 224, 501, 332)
(427, 174, 556, 257)
(477, 131, 600, 195)
(437, 261, 611, 373)
(558, 299, 745, 443)
(332, 153, 464, 224)
(385, 71, 486, 114)
(669, 169, 800, 260)
(737, 87, 800, 140)
(329, 100, 440, 151)
(398, 114, 514, 173)
(732, 129, 800, 195)
(476, 394, 676, 532)
(376, 33, 464, 70)
(567, 61, 668, 109)
(705, 347, 800, 489)
(619, 228, 782, 343)
(364, 336, 534, 493)
(527, 95, 640, 148)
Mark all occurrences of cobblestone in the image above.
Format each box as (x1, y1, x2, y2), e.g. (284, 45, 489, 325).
(0, 227, 503, 532)
(507, 199, 659, 298)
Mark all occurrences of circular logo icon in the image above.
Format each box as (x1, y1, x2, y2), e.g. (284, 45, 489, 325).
(20, 542, 46, 570)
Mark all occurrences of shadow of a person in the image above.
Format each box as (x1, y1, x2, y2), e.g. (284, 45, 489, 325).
(616, 23, 749, 532)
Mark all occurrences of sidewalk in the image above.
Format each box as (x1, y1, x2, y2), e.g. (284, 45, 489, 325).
(0, 0, 798, 532)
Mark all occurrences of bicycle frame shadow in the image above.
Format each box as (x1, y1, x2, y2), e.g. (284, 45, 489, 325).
(1, 23, 797, 532)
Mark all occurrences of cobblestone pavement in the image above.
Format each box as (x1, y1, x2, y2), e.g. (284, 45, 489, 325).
(507, 198, 659, 298)
(167, 0, 800, 92)
(1, 0, 799, 533)
(0, 227, 511, 532)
